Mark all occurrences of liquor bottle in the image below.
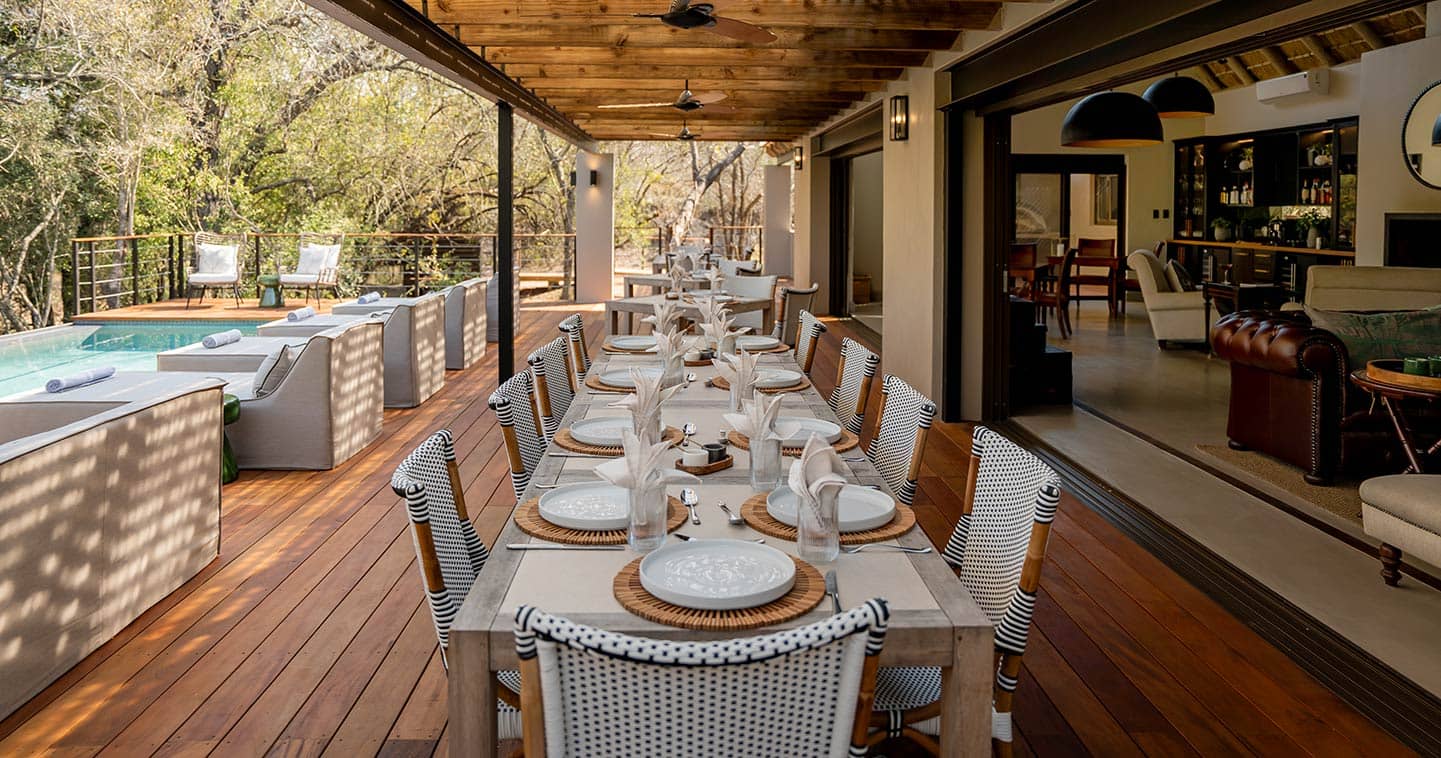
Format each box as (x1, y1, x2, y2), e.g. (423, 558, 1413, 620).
(1243, 182, 1252, 205)
(1322, 180, 1332, 205)
(1301, 180, 1311, 204)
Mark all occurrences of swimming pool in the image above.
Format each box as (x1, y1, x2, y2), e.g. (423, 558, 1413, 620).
(0, 320, 261, 397)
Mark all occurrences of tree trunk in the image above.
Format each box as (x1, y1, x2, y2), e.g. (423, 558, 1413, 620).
(670, 143, 746, 248)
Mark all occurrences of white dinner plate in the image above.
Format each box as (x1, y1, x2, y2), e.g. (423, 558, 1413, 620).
(639, 540, 796, 610)
(754, 368, 804, 389)
(538, 483, 631, 531)
(689, 293, 734, 303)
(598, 366, 664, 388)
(567, 417, 634, 447)
(736, 335, 781, 351)
(766, 485, 897, 533)
(610, 335, 657, 351)
(775, 417, 842, 447)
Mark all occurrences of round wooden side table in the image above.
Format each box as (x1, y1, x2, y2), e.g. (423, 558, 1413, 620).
(1349, 369, 1441, 474)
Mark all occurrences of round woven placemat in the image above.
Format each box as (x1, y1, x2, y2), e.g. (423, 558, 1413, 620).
(515, 495, 686, 545)
(739, 492, 916, 545)
(727, 429, 860, 456)
(712, 375, 813, 394)
(613, 554, 824, 631)
(585, 373, 640, 393)
(552, 426, 683, 456)
(602, 340, 659, 355)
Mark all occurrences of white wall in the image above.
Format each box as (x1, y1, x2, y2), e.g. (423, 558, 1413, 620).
(850, 151, 885, 300)
(1068, 174, 1119, 248)
(762, 165, 794, 277)
(573, 151, 614, 303)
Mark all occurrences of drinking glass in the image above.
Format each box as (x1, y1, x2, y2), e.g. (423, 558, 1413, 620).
(661, 359, 685, 389)
(749, 436, 782, 493)
(632, 411, 663, 446)
(628, 479, 668, 553)
(728, 380, 747, 412)
(796, 486, 840, 564)
(719, 334, 738, 356)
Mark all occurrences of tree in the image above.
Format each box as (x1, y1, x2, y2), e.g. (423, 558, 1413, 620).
(669, 142, 747, 248)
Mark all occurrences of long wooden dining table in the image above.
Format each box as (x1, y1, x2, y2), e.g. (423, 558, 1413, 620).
(448, 344, 994, 756)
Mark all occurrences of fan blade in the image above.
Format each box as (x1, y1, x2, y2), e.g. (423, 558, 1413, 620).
(697, 103, 736, 114)
(693, 91, 727, 104)
(707, 16, 776, 44)
(597, 102, 676, 109)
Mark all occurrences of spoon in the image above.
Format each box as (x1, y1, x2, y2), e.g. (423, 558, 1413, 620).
(717, 501, 744, 526)
(680, 487, 701, 525)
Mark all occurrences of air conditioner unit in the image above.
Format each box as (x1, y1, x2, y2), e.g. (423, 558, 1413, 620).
(1256, 69, 1329, 102)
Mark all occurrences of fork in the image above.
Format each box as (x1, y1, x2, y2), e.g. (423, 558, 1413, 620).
(842, 544, 933, 554)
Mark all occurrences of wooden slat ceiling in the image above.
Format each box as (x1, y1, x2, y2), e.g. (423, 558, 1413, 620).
(407, 1, 1031, 141)
(1198, 6, 1425, 90)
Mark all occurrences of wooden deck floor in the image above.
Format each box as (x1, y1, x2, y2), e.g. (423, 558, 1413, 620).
(0, 304, 1407, 757)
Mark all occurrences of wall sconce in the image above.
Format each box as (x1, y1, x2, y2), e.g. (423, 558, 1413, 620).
(568, 171, 577, 187)
(588, 169, 599, 187)
(889, 95, 910, 142)
(794, 147, 804, 171)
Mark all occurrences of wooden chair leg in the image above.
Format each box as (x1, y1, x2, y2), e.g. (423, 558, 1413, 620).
(1380, 543, 1402, 586)
(185, 287, 193, 309)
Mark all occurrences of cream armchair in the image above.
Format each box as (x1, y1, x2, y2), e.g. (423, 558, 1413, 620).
(1127, 249, 1206, 346)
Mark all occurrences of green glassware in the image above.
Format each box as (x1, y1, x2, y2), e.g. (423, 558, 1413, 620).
(1430, 356, 1441, 376)
(1403, 358, 1426, 376)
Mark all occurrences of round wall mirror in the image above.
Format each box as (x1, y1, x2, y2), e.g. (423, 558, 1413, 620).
(1403, 80, 1441, 189)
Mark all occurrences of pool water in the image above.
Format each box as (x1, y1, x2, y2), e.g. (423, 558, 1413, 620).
(0, 321, 260, 397)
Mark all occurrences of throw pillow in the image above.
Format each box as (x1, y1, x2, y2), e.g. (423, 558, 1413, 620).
(253, 345, 302, 398)
(1165, 260, 1196, 292)
(1304, 306, 1441, 367)
(196, 242, 236, 276)
(297, 244, 337, 275)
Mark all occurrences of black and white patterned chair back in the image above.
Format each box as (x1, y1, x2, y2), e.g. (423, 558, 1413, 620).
(528, 335, 575, 441)
(515, 599, 890, 757)
(828, 337, 879, 435)
(942, 426, 1060, 656)
(489, 370, 546, 502)
(557, 313, 591, 379)
(772, 283, 819, 345)
(866, 375, 936, 506)
(793, 309, 827, 374)
(391, 429, 489, 658)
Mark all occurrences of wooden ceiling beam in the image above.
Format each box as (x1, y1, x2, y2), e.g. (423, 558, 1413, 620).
(538, 87, 864, 101)
(519, 77, 888, 93)
(499, 64, 907, 81)
(1351, 20, 1386, 50)
(1190, 64, 1223, 91)
(480, 47, 930, 67)
(455, 25, 960, 50)
(568, 108, 838, 122)
(1223, 56, 1255, 85)
(415, 1, 1002, 30)
(1301, 34, 1337, 66)
(1260, 45, 1296, 74)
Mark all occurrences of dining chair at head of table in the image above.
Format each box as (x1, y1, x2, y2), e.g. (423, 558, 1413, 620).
(513, 599, 891, 758)
(488, 370, 547, 503)
(829, 337, 880, 436)
(557, 314, 591, 383)
(724, 273, 778, 333)
(772, 282, 820, 346)
(528, 335, 577, 442)
(865, 375, 936, 507)
(869, 425, 1061, 757)
(1073, 237, 1120, 314)
(794, 309, 828, 376)
(391, 429, 523, 738)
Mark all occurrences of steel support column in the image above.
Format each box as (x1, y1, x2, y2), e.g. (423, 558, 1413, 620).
(497, 100, 516, 379)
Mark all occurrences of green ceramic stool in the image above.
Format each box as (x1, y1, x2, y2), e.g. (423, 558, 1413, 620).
(257, 274, 284, 308)
(222, 393, 241, 484)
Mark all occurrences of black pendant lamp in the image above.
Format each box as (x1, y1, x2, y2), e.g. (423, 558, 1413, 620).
(1431, 113, 1441, 147)
(1061, 91, 1164, 148)
(1143, 75, 1215, 118)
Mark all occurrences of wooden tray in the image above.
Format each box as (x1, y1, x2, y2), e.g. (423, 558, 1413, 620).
(728, 429, 860, 457)
(1367, 360, 1441, 392)
(613, 555, 824, 631)
(552, 426, 683, 456)
(676, 454, 734, 475)
(515, 495, 686, 545)
(739, 492, 917, 546)
(711, 374, 813, 394)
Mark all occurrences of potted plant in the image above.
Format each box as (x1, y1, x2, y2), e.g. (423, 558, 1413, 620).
(1297, 208, 1327, 248)
(1211, 217, 1233, 242)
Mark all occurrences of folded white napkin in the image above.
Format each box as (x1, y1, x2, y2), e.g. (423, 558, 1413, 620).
(286, 306, 316, 322)
(46, 366, 116, 394)
(642, 299, 681, 334)
(700, 309, 751, 353)
(712, 349, 760, 396)
(357, 292, 381, 304)
(666, 265, 687, 294)
(201, 329, 243, 349)
(594, 428, 699, 491)
(723, 390, 800, 444)
(652, 328, 688, 386)
(693, 295, 731, 327)
(608, 367, 681, 444)
(787, 434, 849, 518)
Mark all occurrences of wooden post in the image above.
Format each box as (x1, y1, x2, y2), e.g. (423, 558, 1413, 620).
(498, 100, 517, 379)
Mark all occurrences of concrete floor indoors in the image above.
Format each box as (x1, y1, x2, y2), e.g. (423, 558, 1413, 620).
(1012, 298, 1441, 701)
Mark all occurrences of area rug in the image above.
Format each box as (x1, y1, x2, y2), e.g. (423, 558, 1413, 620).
(1195, 444, 1364, 524)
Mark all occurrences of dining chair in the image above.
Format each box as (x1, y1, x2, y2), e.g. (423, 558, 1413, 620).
(1073, 237, 1120, 316)
(528, 335, 576, 441)
(557, 314, 591, 384)
(1007, 243, 1040, 297)
(870, 426, 1060, 757)
(794, 309, 827, 376)
(772, 282, 820, 346)
(514, 599, 891, 757)
(488, 370, 547, 503)
(829, 337, 880, 436)
(865, 375, 937, 506)
(1033, 247, 1076, 339)
(280, 232, 343, 305)
(724, 273, 778, 333)
(717, 257, 761, 278)
(186, 231, 245, 308)
(391, 429, 523, 739)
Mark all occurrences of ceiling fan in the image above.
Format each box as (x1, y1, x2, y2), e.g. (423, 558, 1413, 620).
(634, 1, 777, 44)
(597, 80, 733, 113)
(649, 122, 699, 141)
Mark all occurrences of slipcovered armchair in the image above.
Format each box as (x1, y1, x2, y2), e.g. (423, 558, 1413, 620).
(1127, 249, 1206, 346)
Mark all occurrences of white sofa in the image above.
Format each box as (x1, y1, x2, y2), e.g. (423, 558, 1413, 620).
(0, 379, 223, 719)
(1127, 249, 1206, 345)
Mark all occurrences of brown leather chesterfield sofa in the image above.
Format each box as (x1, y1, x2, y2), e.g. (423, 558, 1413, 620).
(1211, 310, 1398, 485)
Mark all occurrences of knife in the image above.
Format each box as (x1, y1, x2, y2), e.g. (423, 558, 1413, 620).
(506, 543, 624, 551)
(824, 570, 842, 615)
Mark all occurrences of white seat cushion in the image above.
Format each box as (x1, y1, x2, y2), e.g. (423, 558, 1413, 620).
(1361, 475, 1441, 531)
(279, 273, 321, 286)
(189, 272, 237, 285)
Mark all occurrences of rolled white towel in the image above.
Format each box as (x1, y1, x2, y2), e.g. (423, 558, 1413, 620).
(357, 292, 381, 304)
(201, 329, 243, 349)
(286, 306, 316, 322)
(46, 366, 116, 394)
